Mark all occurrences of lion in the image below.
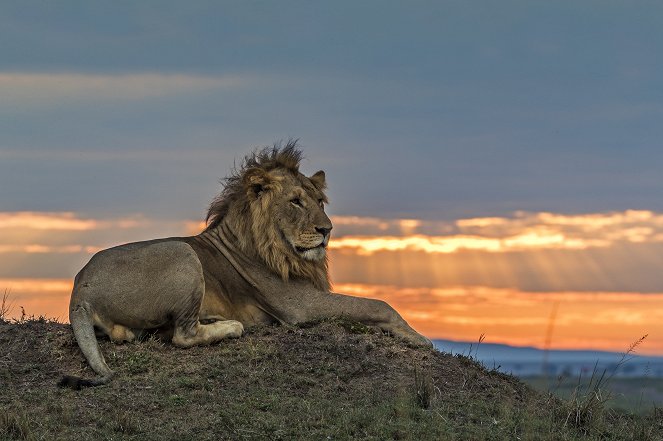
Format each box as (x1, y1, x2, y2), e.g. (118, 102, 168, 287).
(59, 141, 431, 389)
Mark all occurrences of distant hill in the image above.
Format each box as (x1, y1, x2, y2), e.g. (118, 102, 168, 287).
(1, 318, 661, 440)
(434, 339, 663, 378)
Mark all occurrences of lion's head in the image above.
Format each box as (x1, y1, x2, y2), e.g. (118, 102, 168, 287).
(206, 141, 332, 291)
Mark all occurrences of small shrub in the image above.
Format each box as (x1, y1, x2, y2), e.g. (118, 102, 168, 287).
(561, 335, 649, 435)
(337, 318, 373, 335)
(1, 289, 12, 321)
(123, 351, 152, 374)
(414, 368, 434, 409)
(111, 410, 140, 435)
(169, 394, 186, 406)
(0, 408, 33, 441)
(177, 376, 199, 389)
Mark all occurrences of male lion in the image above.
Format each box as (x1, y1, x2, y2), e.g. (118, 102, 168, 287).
(59, 142, 430, 389)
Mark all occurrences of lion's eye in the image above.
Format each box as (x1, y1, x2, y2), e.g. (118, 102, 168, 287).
(291, 198, 303, 207)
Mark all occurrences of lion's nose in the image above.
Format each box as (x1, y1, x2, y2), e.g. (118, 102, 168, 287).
(316, 227, 332, 238)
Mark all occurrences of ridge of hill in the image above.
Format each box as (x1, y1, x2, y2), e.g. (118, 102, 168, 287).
(1, 318, 661, 440)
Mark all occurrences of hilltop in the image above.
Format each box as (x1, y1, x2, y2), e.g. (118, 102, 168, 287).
(1, 318, 661, 440)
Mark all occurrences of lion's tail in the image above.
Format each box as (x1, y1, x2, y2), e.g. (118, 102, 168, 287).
(57, 374, 111, 389)
(58, 303, 114, 390)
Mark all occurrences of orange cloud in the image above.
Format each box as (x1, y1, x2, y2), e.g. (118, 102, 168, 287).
(535, 210, 658, 228)
(1, 278, 73, 321)
(456, 209, 663, 240)
(4, 210, 662, 257)
(0, 245, 91, 254)
(330, 235, 502, 254)
(185, 221, 207, 235)
(331, 215, 453, 236)
(0, 212, 99, 230)
(335, 283, 663, 355)
(0, 212, 149, 231)
(330, 210, 663, 254)
(329, 231, 609, 255)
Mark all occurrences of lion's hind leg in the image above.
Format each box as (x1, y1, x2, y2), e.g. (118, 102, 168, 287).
(109, 324, 139, 343)
(92, 316, 139, 344)
(172, 320, 244, 348)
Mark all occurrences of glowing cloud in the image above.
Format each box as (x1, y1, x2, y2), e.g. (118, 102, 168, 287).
(0, 212, 150, 231)
(335, 283, 663, 355)
(456, 210, 663, 238)
(0, 278, 73, 321)
(330, 210, 663, 254)
(0, 245, 91, 254)
(0, 212, 98, 230)
(329, 231, 609, 255)
(330, 235, 502, 254)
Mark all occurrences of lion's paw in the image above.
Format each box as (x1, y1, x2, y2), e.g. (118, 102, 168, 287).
(210, 320, 244, 339)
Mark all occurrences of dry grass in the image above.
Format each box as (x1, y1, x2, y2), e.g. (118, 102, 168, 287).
(0, 289, 12, 321)
(0, 408, 33, 441)
(0, 318, 661, 440)
(557, 335, 650, 434)
(414, 368, 435, 410)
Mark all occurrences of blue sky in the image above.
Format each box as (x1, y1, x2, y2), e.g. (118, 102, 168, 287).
(2, 1, 663, 221)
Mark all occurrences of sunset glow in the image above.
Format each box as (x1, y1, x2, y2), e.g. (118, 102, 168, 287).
(3, 277, 662, 355)
(0, 245, 101, 254)
(0, 211, 149, 231)
(329, 231, 606, 255)
(1, 278, 73, 322)
(2, 209, 663, 355)
(335, 283, 663, 355)
(0, 212, 99, 230)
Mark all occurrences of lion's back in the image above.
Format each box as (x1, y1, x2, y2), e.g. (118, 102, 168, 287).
(71, 239, 204, 328)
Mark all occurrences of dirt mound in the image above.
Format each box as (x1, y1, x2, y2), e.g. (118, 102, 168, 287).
(1, 318, 660, 440)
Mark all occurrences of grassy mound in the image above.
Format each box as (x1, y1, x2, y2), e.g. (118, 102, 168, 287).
(1, 318, 661, 440)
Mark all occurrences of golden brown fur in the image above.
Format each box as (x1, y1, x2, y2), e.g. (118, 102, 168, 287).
(206, 141, 330, 290)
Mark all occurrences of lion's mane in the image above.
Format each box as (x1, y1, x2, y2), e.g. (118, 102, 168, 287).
(205, 140, 330, 291)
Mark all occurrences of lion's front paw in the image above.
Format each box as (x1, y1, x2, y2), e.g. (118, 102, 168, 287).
(392, 327, 433, 348)
(217, 320, 244, 338)
(231, 320, 244, 337)
(418, 335, 434, 348)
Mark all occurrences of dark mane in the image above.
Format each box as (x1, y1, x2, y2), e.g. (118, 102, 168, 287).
(205, 140, 303, 230)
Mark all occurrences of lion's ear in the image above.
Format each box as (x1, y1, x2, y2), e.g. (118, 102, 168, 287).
(310, 170, 326, 190)
(244, 169, 273, 199)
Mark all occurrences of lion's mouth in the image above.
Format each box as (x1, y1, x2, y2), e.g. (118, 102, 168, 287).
(295, 243, 325, 253)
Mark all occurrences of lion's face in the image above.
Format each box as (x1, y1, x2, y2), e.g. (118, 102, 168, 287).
(243, 167, 332, 266)
(267, 170, 332, 262)
(275, 175, 332, 262)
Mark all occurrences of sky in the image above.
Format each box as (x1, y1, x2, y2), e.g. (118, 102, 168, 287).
(2, 1, 663, 355)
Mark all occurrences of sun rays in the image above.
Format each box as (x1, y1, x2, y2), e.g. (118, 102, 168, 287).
(2, 209, 663, 353)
